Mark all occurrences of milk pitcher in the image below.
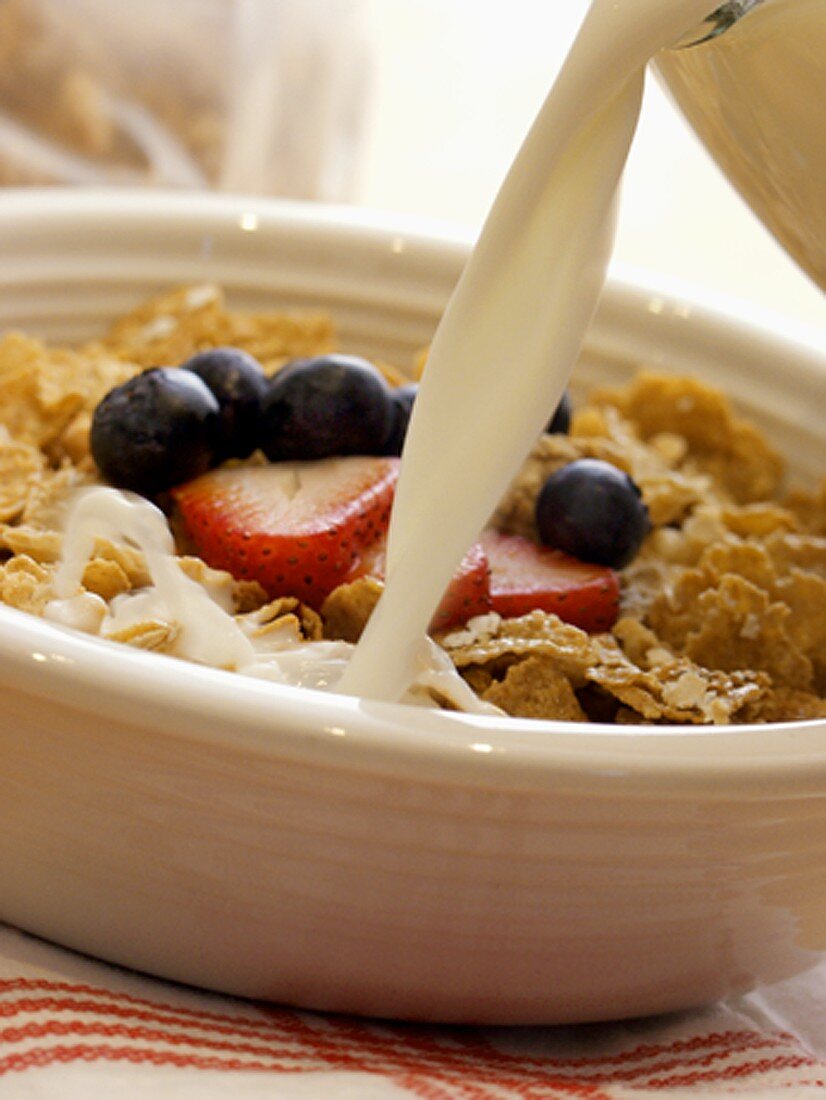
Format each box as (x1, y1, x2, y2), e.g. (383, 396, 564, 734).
(655, 0, 825, 288)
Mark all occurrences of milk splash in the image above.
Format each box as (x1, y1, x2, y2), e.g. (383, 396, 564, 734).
(339, 0, 720, 702)
(46, 486, 494, 712)
(49, 487, 256, 669)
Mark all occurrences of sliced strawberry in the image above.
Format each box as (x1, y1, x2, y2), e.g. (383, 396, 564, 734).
(428, 540, 491, 632)
(480, 529, 620, 632)
(171, 457, 398, 608)
(344, 532, 387, 586)
(347, 535, 491, 632)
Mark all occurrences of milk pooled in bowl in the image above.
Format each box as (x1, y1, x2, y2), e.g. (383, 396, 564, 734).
(45, 486, 493, 711)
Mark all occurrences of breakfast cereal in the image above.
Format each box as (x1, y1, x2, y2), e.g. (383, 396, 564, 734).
(1, 285, 824, 724)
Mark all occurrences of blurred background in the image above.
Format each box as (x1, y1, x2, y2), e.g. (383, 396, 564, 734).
(0, 0, 823, 333)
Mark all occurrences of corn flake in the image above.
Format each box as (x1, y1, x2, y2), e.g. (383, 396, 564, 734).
(105, 619, 180, 653)
(445, 610, 765, 724)
(741, 686, 826, 723)
(177, 556, 268, 615)
(103, 285, 334, 373)
(322, 577, 383, 643)
(590, 371, 784, 503)
(0, 432, 46, 522)
(0, 554, 55, 615)
(785, 479, 826, 535)
(0, 333, 82, 449)
(0, 523, 62, 563)
(479, 654, 587, 721)
(247, 596, 324, 642)
(81, 557, 132, 602)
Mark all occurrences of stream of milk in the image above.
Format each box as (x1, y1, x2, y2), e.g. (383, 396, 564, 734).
(339, 0, 719, 701)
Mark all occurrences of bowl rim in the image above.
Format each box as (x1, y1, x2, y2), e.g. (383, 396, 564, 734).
(2, 186, 824, 348)
(1, 189, 824, 792)
(4, 602, 825, 794)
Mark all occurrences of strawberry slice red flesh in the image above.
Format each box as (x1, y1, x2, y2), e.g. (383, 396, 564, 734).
(481, 528, 620, 633)
(171, 459, 619, 633)
(428, 540, 491, 632)
(347, 535, 492, 633)
(171, 457, 398, 609)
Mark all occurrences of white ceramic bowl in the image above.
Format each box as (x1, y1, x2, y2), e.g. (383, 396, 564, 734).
(0, 190, 824, 1025)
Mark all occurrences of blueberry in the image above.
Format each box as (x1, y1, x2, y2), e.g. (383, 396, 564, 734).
(90, 367, 220, 496)
(535, 458, 651, 568)
(181, 347, 268, 459)
(546, 390, 572, 434)
(260, 354, 393, 460)
(381, 383, 418, 456)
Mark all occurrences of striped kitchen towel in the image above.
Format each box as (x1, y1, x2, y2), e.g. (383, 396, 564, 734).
(0, 923, 823, 1097)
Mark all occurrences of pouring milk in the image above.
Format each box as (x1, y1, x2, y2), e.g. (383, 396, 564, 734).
(339, 0, 726, 702)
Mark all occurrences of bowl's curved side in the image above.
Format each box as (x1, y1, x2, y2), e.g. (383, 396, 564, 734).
(1, 664, 824, 1024)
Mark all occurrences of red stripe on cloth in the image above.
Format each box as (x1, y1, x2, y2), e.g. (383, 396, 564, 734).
(0, 1046, 617, 1100)
(0, 980, 272, 1032)
(0, 1010, 816, 1096)
(247, 1008, 614, 1095)
(0, 1019, 327, 1061)
(0, 1044, 297, 1074)
(1, 979, 808, 1077)
(389, 1076, 462, 1100)
(1, 979, 822, 1097)
(0, 986, 472, 1081)
(0, 986, 671, 1089)
(271, 1009, 815, 1084)
(643, 1056, 826, 1090)
(390, 1073, 612, 1100)
(0, 1003, 616, 1097)
(2, 990, 800, 1081)
(0, 996, 289, 1043)
(577, 1048, 821, 1086)
(0, 1014, 527, 1092)
(432, 1024, 808, 1073)
(1, 978, 791, 1072)
(0, 996, 494, 1085)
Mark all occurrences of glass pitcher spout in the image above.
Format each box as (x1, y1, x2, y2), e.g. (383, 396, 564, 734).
(674, 1, 765, 47)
